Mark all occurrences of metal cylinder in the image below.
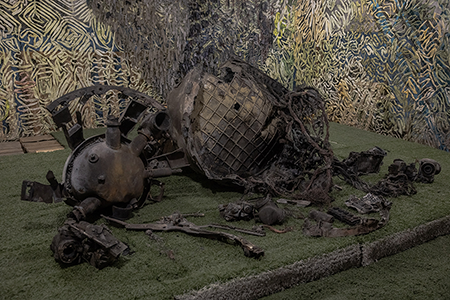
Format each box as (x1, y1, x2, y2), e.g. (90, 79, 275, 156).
(419, 158, 441, 176)
(105, 116, 121, 150)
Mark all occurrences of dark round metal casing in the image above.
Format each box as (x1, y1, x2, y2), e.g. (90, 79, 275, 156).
(257, 201, 286, 225)
(419, 158, 441, 177)
(62, 120, 147, 205)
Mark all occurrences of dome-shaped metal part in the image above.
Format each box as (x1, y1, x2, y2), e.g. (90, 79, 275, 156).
(167, 61, 280, 181)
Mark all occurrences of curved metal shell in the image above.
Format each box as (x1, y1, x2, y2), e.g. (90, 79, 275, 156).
(167, 62, 280, 181)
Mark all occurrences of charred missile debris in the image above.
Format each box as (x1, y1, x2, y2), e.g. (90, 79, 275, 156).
(51, 219, 130, 269)
(21, 59, 442, 268)
(167, 59, 334, 202)
(102, 213, 265, 259)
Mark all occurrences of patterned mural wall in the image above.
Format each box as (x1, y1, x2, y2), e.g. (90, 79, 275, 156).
(267, 0, 450, 151)
(1, 0, 450, 151)
(0, 0, 157, 141)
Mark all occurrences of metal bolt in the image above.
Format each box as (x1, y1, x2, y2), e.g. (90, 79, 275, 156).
(97, 175, 105, 184)
(89, 153, 99, 163)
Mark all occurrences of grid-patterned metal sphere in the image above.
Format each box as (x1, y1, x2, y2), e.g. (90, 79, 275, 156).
(167, 61, 279, 181)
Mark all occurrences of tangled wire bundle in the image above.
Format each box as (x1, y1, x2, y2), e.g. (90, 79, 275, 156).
(231, 65, 334, 205)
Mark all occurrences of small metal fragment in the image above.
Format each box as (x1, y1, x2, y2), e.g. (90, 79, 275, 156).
(277, 198, 311, 207)
(103, 213, 265, 259)
(345, 193, 391, 214)
(327, 207, 361, 226)
(50, 219, 129, 269)
(309, 210, 334, 223)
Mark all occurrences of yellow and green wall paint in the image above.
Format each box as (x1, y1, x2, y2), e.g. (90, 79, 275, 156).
(1, 0, 449, 151)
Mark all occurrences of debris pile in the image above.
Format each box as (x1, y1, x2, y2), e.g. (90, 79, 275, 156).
(20, 59, 442, 269)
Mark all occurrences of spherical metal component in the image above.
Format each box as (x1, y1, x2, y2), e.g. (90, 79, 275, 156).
(167, 61, 279, 181)
(70, 141, 145, 204)
(63, 134, 146, 206)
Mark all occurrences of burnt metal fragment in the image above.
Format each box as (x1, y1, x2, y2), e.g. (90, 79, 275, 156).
(303, 201, 391, 237)
(416, 158, 441, 183)
(21, 170, 64, 203)
(341, 146, 387, 176)
(21, 181, 56, 204)
(219, 196, 287, 225)
(46, 85, 163, 150)
(219, 202, 254, 222)
(276, 198, 311, 207)
(103, 213, 264, 259)
(40, 87, 188, 221)
(167, 59, 334, 203)
(368, 158, 441, 196)
(327, 207, 362, 226)
(254, 196, 286, 225)
(167, 60, 281, 182)
(206, 223, 266, 237)
(387, 159, 417, 181)
(51, 218, 129, 269)
(333, 147, 387, 191)
(64, 116, 148, 218)
(334, 148, 441, 198)
(369, 159, 418, 197)
(309, 210, 334, 223)
(345, 193, 392, 214)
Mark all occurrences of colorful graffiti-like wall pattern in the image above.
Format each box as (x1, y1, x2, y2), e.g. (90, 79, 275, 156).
(1, 0, 449, 151)
(0, 0, 156, 140)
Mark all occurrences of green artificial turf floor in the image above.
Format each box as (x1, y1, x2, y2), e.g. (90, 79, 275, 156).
(261, 233, 450, 300)
(0, 122, 449, 299)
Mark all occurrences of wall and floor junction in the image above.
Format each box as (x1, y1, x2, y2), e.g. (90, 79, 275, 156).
(1, 0, 449, 151)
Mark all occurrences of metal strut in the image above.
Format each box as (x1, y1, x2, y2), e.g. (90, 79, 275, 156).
(102, 213, 265, 258)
